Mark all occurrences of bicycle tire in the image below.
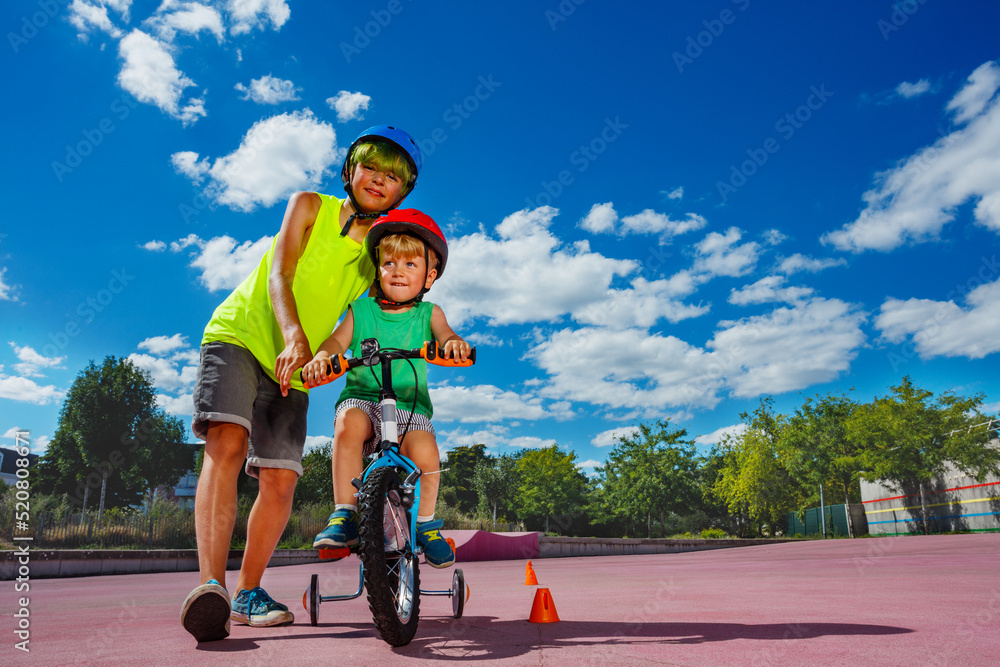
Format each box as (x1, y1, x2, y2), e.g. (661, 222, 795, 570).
(358, 466, 420, 646)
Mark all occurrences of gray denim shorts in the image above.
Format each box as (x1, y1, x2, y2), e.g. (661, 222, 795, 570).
(193, 341, 309, 478)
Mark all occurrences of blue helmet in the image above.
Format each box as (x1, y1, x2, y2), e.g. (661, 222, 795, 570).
(340, 125, 422, 194)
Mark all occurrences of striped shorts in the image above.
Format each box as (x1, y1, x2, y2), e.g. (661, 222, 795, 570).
(336, 398, 436, 457)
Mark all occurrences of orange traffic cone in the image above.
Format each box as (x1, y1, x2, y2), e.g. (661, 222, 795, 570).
(524, 560, 538, 585)
(528, 587, 560, 623)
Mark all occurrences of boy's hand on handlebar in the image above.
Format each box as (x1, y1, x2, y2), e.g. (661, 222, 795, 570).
(302, 352, 349, 388)
(441, 338, 472, 361)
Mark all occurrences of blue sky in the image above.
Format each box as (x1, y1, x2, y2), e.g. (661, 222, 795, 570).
(2, 1, 999, 475)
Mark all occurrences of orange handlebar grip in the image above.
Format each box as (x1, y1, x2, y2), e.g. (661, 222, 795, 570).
(422, 341, 476, 367)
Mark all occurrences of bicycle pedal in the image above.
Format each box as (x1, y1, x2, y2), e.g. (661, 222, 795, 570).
(318, 547, 351, 561)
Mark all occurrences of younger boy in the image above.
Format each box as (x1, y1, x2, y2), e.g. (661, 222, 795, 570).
(301, 209, 471, 568)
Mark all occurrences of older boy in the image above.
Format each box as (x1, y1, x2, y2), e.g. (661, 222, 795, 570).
(181, 127, 422, 642)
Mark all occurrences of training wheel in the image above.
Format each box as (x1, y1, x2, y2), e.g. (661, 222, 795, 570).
(303, 573, 319, 626)
(452, 568, 469, 619)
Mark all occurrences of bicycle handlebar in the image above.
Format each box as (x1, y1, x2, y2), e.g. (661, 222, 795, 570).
(304, 340, 475, 389)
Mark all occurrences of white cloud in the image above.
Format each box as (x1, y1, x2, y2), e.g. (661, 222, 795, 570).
(142, 240, 167, 251)
(527, 297, 866, 413)
(9, 343, 64, 377)
(170, 233, 203, 252)
(128, 352, 198, 392)
(778, 253, 846, 274)
(171, 110, 339, 211)
(227, 0, 290, 35)
(591, 426, 639, 447)
(695, 423, 747, 447)
(875, 277, 1000, 360)
(896, 79, 931, 99)
(728, 275, 813, 306)
(576, 459, 602, 470)
(236, 75, 300, 104)
(572, 276, 709, 328)
(0, 268, 17, 301)
(665, 187, 684, 200)
(708, 298, 867, 397)
(146, 1, 225, 43)
(823, 60, 1000, 252)
(762, 229, 787, 246)
(434, 207, 637, 327)
(528, 326, 722, 414)
(430, 384, 552, 423)
(68, 0, 128, 39)
(304, 435, 333, 453)
(579, 202, 706, 238)
(692, 227, 761, 279)
(117, 29, 205, 125)
(184, 235, 272, 292)
(156, 392, 193, 417)
(465, 332, 508, 347)
(0, 374, 64, 405)
(326, 91, 371, 122)
(138, 334, 188, 355)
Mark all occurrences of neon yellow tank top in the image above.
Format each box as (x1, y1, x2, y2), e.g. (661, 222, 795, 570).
(201, 194, 375, 392)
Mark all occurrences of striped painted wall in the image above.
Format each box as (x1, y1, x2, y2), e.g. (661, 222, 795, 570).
(860, 448, 1000, 535)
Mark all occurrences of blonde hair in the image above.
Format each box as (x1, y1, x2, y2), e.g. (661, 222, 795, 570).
(378, 233, 440, 270)
(350, 142, 415, 193)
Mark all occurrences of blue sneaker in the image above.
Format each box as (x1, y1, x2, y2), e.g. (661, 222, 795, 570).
(231, 587, 293, 627)
(417, 519, 455, 569)
(313, 509, 359, 548)
(180, 579, 230, 642)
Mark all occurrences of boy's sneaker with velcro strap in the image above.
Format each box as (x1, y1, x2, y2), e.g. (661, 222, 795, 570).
(230, 587, 294, 627)
(417, 519, 455, 568)
(313, 508, 359, 548)
(180, 579, 231, 642)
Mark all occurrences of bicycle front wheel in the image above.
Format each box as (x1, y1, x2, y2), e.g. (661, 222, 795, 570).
(358, 466, 420, 646)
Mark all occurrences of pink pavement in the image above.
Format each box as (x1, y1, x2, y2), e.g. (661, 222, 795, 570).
(7, 533, 1000, 665)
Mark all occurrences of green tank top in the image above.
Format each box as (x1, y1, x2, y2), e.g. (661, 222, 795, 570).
(201, 194, 375, 393)
(337, 298, 435, 418)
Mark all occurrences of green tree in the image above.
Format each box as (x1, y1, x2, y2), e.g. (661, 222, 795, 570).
(712, 399, 803, 537)
(781, 392, 863, 510)
(598, 420, 700, 538)
(473, 454, 520, 528)
(441, 444, 490, 513)
(516, 445, 587, 534)
(34, 356, 186, 513)
(846, 377, 1000, 531)
(129, 412, 196, 507)
(294, 441, 336, 507)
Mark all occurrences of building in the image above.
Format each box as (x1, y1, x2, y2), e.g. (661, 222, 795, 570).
(0, 446, 37, 486)
(860, 438, 1000, 535)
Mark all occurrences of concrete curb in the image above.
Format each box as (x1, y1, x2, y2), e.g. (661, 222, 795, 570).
(2, 537, 797, 579)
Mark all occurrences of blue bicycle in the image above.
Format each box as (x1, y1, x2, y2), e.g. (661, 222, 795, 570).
(303, 338, 474, 646)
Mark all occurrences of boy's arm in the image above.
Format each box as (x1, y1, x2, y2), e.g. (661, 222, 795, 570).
(302, 310, 355, 388)
(270, 191, 322, 396)
(430, 305, 472, 361)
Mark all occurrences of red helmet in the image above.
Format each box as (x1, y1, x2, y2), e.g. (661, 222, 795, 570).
(366, 209, 448, 278)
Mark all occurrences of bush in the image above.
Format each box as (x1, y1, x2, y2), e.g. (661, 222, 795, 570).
(699, 528, 727, 539)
